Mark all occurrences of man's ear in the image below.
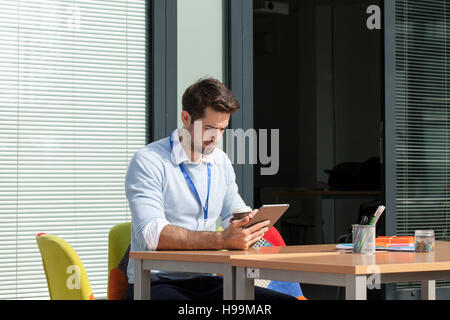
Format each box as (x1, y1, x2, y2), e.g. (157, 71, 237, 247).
(181, 110, 192, 128)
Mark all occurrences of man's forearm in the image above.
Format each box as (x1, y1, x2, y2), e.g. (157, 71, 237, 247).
(156, 224, 224, 250)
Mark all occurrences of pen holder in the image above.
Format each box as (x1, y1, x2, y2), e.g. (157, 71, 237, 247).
(352, 224, 376, 254)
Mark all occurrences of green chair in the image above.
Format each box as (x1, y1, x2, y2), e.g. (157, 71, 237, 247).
(107, 222, 131, 300)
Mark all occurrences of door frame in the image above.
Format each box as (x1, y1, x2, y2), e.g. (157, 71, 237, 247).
(228, 0, 254, 207)
(150, 0, 255, 206)
(149, 0, 178, 142)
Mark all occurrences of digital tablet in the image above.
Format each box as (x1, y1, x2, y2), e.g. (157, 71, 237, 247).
(244, 204, 289, 229)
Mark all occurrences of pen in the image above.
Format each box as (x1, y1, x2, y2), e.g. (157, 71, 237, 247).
(360, 215, 368, 225)
(360, 216, 369, 225)
(354, 216, 367, 250)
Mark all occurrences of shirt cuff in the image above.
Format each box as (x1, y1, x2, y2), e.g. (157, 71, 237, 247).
(141, 218, 171, 251)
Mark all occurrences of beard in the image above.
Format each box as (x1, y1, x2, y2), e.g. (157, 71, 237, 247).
(202, 142, 218, 155)
(191, 140, 217, 155)
(181, 125, 219, 157)
(191, 141, 217, 156)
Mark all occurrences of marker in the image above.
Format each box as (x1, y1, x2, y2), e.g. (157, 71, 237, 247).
(372, 206, 386, 226)
(369, 205, 386, 226)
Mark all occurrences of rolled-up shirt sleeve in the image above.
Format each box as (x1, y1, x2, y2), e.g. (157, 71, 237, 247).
(125, 149, 169, 250)
(220, 157, 248, 229)
(141, 218, 170, 251)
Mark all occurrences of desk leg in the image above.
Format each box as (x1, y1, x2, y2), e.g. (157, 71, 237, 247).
(223, 265, 236, 300)
(345, 275, 367, 300)
(421, 280, 436, 300)
(134, 259, 151, 300)
(236, 267, 254, 300)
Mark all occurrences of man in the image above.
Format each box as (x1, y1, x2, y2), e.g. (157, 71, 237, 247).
(124, 78, 295, 300)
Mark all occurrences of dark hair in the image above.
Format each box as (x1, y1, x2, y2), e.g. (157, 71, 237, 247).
(182, 78, 240, 122)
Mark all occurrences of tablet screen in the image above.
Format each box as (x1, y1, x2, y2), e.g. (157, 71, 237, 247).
(245, 204, 289, 229)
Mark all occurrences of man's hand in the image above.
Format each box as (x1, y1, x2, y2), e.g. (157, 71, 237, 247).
(229, 208, 258, 223)
(221, 209, 270, 250)
(157, 209, 269, 251)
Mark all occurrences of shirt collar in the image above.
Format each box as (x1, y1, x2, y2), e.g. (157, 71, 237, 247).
(170, 129, 216, 166)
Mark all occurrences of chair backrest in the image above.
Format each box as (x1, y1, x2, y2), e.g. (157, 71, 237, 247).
(36, 233, 94, 300)
(107, 222, 131, 300)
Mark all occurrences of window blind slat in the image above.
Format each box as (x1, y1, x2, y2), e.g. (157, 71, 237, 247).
(0, 0, 146, 300)
(395, 0, 450, 291)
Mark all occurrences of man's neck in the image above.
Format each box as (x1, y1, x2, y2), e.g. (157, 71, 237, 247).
(178, 130, 203, 164)
(189, 147, 203, 164)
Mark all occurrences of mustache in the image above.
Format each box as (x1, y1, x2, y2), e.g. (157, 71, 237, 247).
(204, 142, 218, 148)
(190, 140, 218, 150)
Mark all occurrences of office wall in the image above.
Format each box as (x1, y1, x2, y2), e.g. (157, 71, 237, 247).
(313, 1, 382, 240)
(253, 0, 303, 198)
(177, 0, 226, 136)
(330, 2, 381, 238)
(253, 0, 321, 242)
(254, 0, 381, 242)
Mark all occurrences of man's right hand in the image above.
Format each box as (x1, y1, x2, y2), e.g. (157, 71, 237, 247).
(221, 209, 270, 250)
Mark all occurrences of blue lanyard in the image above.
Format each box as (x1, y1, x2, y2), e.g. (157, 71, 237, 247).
(170, 132, 211, 222)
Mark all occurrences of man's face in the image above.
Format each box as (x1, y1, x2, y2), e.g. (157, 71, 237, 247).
(182, 106, 230, 155)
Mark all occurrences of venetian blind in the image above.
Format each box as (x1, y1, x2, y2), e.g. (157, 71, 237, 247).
(396, 0, 450, 290)
(0, 0, 146, 299)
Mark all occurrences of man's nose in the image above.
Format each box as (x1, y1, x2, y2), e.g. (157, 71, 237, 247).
(204, 128, 222, 143)
(211, 129, 221, 140)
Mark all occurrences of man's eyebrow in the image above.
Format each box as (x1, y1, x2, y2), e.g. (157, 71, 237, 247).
(205, 125, 228, 130)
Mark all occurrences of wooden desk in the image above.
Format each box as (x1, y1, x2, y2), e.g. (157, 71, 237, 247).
(131, 250, 237, 300)
(130, 245, 332, 300)
(231, 241, 450, 300)
(132, 242, 450, 300)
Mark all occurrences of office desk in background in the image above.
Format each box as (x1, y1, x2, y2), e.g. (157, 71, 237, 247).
(271, 189, 382, 243)
(231, 241, 450, 300)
